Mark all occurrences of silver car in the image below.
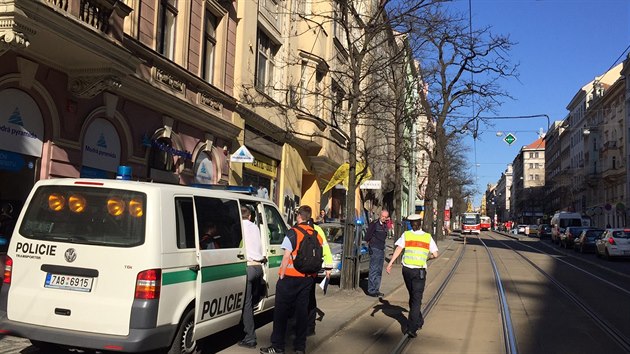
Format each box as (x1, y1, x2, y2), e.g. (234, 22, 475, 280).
(317, 222, 370, 278)
(595, 228, 630, 260)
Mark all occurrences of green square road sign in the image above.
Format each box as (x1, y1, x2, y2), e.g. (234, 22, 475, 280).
(504, 133, 516, 146)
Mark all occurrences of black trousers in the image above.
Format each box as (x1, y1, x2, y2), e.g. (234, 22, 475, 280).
(270, 276, 314, 351)
(402, 266, 427, 332)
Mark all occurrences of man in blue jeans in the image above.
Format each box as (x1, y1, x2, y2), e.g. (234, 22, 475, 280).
(365, 210, 389, 297)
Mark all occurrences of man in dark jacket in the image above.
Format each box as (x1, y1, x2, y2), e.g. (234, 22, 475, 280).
(365, 210, 389, 297)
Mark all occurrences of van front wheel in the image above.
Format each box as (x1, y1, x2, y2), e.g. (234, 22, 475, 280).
(167, 309, 200, 354)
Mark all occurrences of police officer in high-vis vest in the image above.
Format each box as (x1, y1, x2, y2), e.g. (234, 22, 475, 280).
(386, 213, 439, 338)
(260, 205, 326, 354)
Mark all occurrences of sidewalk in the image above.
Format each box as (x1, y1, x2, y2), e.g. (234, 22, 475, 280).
(218, 236, 454, 353)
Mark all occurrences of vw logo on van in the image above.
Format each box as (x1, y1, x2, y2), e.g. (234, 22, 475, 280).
(64, 248, 77, 263)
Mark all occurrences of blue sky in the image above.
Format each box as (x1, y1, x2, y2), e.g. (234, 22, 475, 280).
(446, 0, 630, 206)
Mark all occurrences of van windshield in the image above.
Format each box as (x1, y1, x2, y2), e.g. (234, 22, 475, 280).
(559, 219, 582, 228)
(19, 186, 146, 247)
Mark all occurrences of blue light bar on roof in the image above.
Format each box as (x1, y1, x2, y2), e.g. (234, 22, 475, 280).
(191, 184, 256, 195)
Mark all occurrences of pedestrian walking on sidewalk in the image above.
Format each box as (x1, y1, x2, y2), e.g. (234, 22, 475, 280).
(386, 213, 439, 338)
(260, 205, 325, 354)
(365, 210, 389, 297)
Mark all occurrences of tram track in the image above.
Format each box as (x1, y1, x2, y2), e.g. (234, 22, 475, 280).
(488, 232, 630, 353)
(391, 233, 518, 354)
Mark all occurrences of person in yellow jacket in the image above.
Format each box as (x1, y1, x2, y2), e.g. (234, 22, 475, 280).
(386, 213, 438, 338)
(307, 221, 333, 336)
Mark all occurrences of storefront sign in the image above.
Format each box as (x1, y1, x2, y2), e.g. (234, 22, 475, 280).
(0, 89, 44, 157)
(231, 145, 255, 163)
(194, 151, 215, 184)
(82, 118, 121, 172)
(244, 151, 277, 179)
(359, 180, 381, 189)
(0, 150, 25, 172)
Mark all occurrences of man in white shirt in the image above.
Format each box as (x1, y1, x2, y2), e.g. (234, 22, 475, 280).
(386, 214, 438, 338)
(239, 205, 265, 348)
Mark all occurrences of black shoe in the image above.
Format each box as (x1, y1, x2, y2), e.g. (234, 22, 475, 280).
(238, 340, 257, 348)
(295, 351, 305, 354)
(260, 346, 285, 353)
(376, 292, 385, 297)
(406, 330, 417, 338)
(367, 292, 379, 297)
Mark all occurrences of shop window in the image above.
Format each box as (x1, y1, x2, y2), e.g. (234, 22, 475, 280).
(149, 137, 176, 172)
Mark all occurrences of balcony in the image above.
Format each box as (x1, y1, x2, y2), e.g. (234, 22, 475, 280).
(1, 0, 138, 97)
(602, 166, 624, 183)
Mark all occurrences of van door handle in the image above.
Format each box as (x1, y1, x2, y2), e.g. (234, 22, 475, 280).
(237, 254, 245, 260)
(189, 265, 200, 272)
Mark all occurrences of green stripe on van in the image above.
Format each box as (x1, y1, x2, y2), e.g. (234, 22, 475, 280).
(268, 255, 283, 268)
(200, 262, 246, 283)
(162, 262, 246, 285)
(162, 269, 197, 285)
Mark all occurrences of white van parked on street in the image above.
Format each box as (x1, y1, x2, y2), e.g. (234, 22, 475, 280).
(0, 178, 288, 353)
(550, 211, 583, 244)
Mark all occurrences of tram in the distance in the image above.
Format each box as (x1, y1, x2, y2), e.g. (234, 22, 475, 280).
(480, 215, 491, 231)
(461, 212, 481, 234)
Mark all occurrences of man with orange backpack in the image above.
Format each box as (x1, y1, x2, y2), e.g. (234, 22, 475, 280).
(260, 205, 325, 354)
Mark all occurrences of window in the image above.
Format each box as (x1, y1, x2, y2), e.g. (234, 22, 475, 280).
(175, 197, 195, 249)
(534, 174, 540, 180)
(157, 0, 178, 60)
(314, 69, 324, 117)
(195, 197, 242, 249)
(331, 80, 345, 119)
(612, 156, 616, 169)
(299, 60, 308, 108)
(149, 137, 176, 172)
(529, 163, 533, 169)
(202, 10, 218, 83)
(256, 30, 277, 94)
(20, 186, 147, 247)
(264, 204, 287, 245)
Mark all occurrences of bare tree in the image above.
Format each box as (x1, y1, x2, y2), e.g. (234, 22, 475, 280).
(408, 6, 518, 237)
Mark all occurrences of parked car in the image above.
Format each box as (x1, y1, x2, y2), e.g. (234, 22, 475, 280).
(561, 226, 595, 249)
(317, 222, 370, 278)
(573, 229, 605, 253)
(517, 224, 527, 234)
(595, 228, 630, 260)
(527, 224, 539, 236)
(537, 224, 552, 239)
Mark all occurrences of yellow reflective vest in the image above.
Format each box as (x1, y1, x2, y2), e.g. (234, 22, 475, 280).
(402, 230, 432, 268)
(313, 224, 334, 269)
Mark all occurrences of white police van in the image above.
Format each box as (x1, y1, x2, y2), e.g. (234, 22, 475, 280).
(0, 178, 289, 353)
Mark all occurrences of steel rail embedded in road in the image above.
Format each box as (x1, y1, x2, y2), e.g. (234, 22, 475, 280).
(477, 235, 519, 354)
(390, 236, 468, 354)
(490, 232, 630, 353)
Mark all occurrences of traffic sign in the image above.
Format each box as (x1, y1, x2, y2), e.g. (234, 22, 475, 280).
(503, 133, 516, 146)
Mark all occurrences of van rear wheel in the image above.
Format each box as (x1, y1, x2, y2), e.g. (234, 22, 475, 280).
(167, 309, 200, 354)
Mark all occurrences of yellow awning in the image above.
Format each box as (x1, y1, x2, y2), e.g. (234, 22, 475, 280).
(323, 162, 372, 194)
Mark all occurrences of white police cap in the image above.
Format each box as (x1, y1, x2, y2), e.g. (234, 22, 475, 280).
(407, 214, 421, 221)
